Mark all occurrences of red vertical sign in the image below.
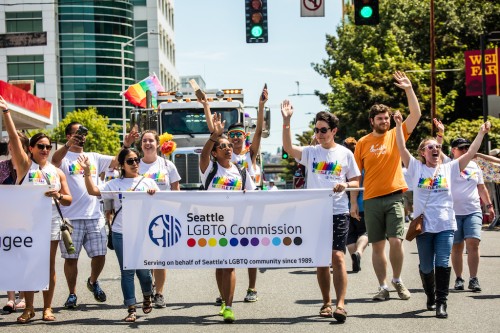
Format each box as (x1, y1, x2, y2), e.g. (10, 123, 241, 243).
(464, 49, 498, 96)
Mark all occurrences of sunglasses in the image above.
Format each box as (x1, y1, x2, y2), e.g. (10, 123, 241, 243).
(457, 146, 470, 151)
(422, 144, 442, 151)
(217, 143, 234, 150)
(36, 144, 53, 151)
(125, 157, 140, 166)
(228, 131, 245, 139)
(313, 127, 331, 134)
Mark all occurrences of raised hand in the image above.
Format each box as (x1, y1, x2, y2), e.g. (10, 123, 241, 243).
(393, 110, 403, 125)
(433, 118, 444, 133)
(0, 95, 8, 111)
(77, 155, 90, 172)
(124, 125, 139, 147)
(480, 121, 491, 135)
(212, 113, 225, 136)
(259, 87, 268, 107)
(281, 99, 294, 119)
(393, 71, 412, 91)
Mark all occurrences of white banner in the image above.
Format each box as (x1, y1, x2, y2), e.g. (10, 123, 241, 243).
(0, 186, 51, 291)
(301, 0, 325, 17)
(122, 190, 333, 269)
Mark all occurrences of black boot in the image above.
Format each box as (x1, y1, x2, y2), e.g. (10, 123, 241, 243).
(435, 266, 451, 319)
(419, 268, 436, 311)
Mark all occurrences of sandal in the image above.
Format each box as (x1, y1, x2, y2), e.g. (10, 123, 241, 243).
(124, 307, 136, 322)
(17, 308, 35, 324)
(15, 299, 26, 310)
(333, 306, 347, 323)
(42, 308, 56, 321)
(319, 303, 333, 317)
(142, 295, 153, 314)
(3, 300, 16, 314)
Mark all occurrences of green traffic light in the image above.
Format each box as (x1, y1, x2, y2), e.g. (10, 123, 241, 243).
(360, 6, 373, 18)
(251, 25, 263, 38)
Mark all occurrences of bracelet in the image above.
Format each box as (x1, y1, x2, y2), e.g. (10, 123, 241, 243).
(2, 109, 9, 114)
(436, 132, 444, 137)
(58, 193, 63, 201)
(486, 203, 494, 208)
(64, 141, 71, 149)
(83, 173, 90, 177)
(283, 125, 290, 129)
(209, 138, 218, 143)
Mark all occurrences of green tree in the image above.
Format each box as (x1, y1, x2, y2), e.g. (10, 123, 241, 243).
(50, 107, 121, 155)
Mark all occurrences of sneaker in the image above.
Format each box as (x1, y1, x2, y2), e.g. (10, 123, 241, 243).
(351, 252, 361, 273)
(244, 288, 258, 302)
(87, 278, 107, 302)
(392, 281, 411, 300)
(215, 296, 223, 306)
(468, 277, 482, 292)
(218, 301, 226, 316)
(153, 293, 166, 308)
(64, 293, 78, 309)
(454, 277, 465, 290)
(222, 307, 235, 323)
(372, 287, 389, 301)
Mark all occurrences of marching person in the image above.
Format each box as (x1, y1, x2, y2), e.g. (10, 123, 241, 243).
(282, 104, 360, 323)
(394, 110, 490, 318)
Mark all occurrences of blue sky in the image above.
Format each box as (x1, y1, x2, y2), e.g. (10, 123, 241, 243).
(175, 0, 343, 154)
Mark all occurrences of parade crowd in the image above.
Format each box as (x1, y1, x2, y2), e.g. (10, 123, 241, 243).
(0, 71, 496, 324)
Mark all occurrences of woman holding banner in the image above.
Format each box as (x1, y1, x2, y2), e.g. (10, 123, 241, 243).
(1, 95, 73, 323)
(394, 110, 490, 319)
(78, 148, 158, 322)
(199, 113, 255, 323)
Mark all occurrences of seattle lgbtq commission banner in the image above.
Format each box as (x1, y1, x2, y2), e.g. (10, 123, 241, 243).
(122, 189, 334, 269)
(0, 186, 51, 291)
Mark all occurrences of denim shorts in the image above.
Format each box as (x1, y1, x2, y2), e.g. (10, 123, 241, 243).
(454, 212, 483, 243)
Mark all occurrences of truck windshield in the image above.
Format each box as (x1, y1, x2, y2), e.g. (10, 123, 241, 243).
(160, 108, 239, 135)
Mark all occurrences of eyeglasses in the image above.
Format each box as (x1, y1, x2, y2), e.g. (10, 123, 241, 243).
(422, 144, 442, 151)
(36, 144, 53, 151)
(228, 131, 245, 139)
(125, 157, 140, 166)
(217, 143, 234, 150)
(313, 127, 331, 134)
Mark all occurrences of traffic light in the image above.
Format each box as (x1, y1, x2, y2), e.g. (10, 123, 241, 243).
(245, 0, 268, 43)
(354, 0, 380, 26)
(282, 147, 289, 159)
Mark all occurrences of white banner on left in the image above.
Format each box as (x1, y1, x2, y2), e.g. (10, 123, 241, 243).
(0, 186, 51, 291)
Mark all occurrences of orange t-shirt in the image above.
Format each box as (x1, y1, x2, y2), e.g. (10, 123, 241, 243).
(354, 123, 410, 200)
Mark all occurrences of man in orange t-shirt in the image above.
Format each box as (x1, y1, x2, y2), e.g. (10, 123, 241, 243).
(350, 71, 421, 302)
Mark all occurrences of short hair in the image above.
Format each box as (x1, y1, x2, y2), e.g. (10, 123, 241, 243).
(228, 123, 245, 132)
(368, 104, 392, 120)
(315, 111, 339, 129)
(343, 137, 357, 153)
(65, 121, 80, 136)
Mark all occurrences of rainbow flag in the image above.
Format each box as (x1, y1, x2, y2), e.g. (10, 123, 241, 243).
(122, 74, 164, 108)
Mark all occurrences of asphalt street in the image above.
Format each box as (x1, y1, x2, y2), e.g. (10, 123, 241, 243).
(1, 226, 500, 333)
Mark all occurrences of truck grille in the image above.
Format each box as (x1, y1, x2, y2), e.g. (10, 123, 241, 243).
(173, 153, 201, 188)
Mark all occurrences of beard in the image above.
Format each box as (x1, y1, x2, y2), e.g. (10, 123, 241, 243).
(373, 123, 389, 134)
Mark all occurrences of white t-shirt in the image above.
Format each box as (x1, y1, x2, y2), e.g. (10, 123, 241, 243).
(407, 157, 458, 233)
(231, 151, 255, 177)
(201, 160, 255, 191)
(99, 176, 159, 233)
(300, 144, 361, 215)
(402, 167, 413, 191)
(20, 161, 61, 219)
(139, 157, 181, 191)
(59, 151, 113, 219)
(451, 161, 483, 215)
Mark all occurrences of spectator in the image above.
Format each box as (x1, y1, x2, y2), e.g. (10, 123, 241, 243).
(268, 179, 279, 191)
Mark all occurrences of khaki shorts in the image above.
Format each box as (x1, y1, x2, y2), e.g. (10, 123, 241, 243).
(364, 193, 405, 242)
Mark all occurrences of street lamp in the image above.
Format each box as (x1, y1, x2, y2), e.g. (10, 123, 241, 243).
(121, 30, 158, 139)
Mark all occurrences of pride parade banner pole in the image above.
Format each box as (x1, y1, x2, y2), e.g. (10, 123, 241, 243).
(121, 190, 335, 269)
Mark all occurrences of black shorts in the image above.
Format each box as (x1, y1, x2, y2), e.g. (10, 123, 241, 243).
(332, 214, 350, 252)
(346, 212, 368, 245)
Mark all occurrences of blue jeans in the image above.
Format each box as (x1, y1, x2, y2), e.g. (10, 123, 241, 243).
(416, 230, 454, 274)
(112, 232, 153, 306)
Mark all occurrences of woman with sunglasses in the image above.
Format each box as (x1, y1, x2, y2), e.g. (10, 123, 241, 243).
(122, 129, 181, 308)
(200, 113, 255, 323)
(78, 148, 158, 322)
(1, 96, 73, 323)
(394, 110, 490, 318)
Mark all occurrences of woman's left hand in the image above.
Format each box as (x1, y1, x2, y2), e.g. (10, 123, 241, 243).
(147, 189, 156, 195)
(480, 121, 491, 134)
(45, 188, 59, 199)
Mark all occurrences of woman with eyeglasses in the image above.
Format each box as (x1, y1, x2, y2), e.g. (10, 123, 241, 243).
(200, 113, 255, 323)
(122, 129, 181, 308)
(78, 148, 158, 322)
(394, 110, 490, 319)
(1, 95, 73, 323)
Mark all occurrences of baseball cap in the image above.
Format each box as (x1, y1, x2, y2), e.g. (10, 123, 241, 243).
(451, 138, 471, 148)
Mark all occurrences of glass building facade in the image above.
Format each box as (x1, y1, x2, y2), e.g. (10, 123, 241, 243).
(58, 0, 135, 120)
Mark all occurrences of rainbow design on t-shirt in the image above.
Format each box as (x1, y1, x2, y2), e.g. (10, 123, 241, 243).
(417, 175, 448, 190)
(68, 161, 97, 176)
(143, 171, 166, 185)
(235, 159, 249, 171)
(460, 169, 477, 181)
(312, 161, 342, 176)
(211, 176, 242, 190)
(28, 169, 54, 185)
